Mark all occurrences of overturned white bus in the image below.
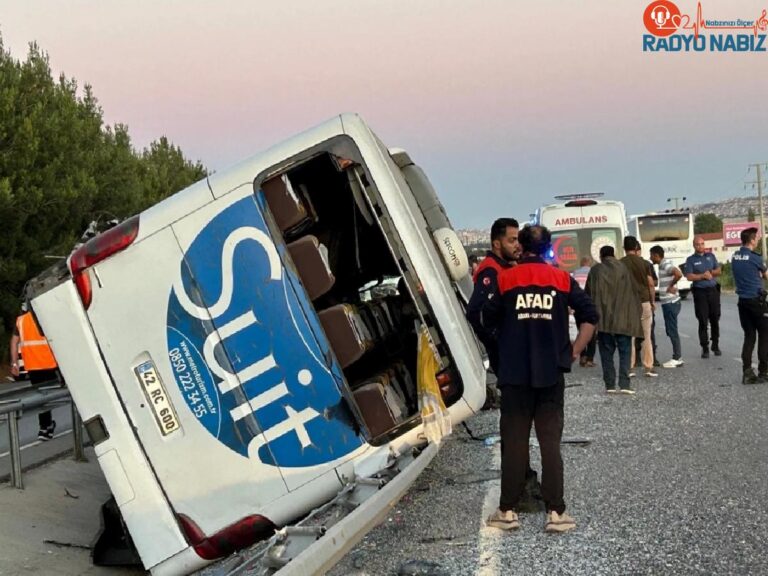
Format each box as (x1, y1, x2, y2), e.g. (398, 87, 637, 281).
(26, 114, 485, 575)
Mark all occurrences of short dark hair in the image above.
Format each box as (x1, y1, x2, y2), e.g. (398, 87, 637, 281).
(650, 245, 664, 258)
(599, 245, 615, 260)
(519, 225, 551, 255)
(490, 218, 520, 243)
(623, 235, 639, 252)
(741, 227, 759, 245)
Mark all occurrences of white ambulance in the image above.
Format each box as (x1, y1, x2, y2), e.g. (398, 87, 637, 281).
(535, 193, 629, 272)
(26, 114, 485, 575)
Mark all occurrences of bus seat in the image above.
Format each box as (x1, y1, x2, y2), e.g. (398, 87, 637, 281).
(353, 371, 407, 438)
(287, 235, 335, 300)
(261, 174, 316, 235)
(318, 304, 371, 368)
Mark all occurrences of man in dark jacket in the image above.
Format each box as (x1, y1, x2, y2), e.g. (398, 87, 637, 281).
(466, 217, 520, 374)
(481, 225, 597, 533)
(586, 245, 643, 393)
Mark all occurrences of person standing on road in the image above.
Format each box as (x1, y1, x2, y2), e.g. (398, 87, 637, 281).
(467, 218, 520, 375)
(585, 245, 643, 393)
(731, 227, 768, 384)
(481, 225, 597, 533)
(572, 257, 597, 367)
(466, 218, 539, 495)
(650, 245, 684, 368)
(621, 236, 658, 377)
(685, 236, 722, 358)
(9, 305, 60, 440)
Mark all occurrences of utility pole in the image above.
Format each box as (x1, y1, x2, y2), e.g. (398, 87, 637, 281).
(747, 163, 768, 263)
(666, 196, 687, 210)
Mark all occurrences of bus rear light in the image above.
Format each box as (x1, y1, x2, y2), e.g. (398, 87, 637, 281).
(436, 369, 459, 403)
(177, 513, 276, 561)
(69, 216, 140, 309)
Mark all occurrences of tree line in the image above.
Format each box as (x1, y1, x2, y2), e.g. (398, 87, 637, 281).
(0, 37, 207, 361)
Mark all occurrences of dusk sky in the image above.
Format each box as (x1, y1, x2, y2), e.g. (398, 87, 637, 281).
(2, 0, 767, 228)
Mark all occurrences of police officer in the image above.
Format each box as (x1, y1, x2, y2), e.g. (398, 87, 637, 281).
(480, 225, 597, 533)
(731, 227, 768, 384)
(466, 217, 520, 374)
(685, 235, 722, 358)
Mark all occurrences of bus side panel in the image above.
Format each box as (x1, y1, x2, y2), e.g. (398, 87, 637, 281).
(169, 187, 366, 493)
(84, 223, 289, 536)
(30, 282, 189, 569)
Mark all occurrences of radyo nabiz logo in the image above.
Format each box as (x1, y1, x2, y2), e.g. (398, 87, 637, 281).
(643, 1, 768, 52)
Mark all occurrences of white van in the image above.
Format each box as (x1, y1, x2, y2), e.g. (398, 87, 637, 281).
(26, 114, 485, 575)
(535, 194, 629, 272)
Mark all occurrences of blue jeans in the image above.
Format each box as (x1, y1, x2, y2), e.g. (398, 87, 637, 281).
(597, 333, 632, 390)
(662, 301, 682, 360)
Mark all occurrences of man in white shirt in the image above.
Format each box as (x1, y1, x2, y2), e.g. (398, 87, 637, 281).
(650, 245, 684, 368)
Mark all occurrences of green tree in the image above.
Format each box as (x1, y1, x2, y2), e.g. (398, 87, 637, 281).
(0, 36, 207, 361)
(748, 207, 756, 222)
(694, 213, 723, 234)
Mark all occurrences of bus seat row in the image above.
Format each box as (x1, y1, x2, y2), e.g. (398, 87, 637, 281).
(351, 363, 412, 437)
(318, 298, 400, 369)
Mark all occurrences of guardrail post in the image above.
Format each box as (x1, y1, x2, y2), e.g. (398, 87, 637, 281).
(71, 402, 87, 462)
(8, 410, 24, 489)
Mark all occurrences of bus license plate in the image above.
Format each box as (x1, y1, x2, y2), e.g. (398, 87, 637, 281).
(135, 360, 180, 436)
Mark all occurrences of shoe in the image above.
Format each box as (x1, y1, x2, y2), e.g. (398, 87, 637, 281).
(743, 368, 759, 385)
(628, 371, 636, 378)
(675, 359, 685, 366)
(653, 359, 661, 367)
(605, 388, 618, 394)
(545, 510, 576, 533)
(701, 348, 710, 359)
(486, 508, 520, 530)
(712, 347, 722, 357)
(662, 359, 679, 368)
(618, 388, 636, 395)
(644, 370, 659, 378)
(585, 360, 596, 368)
(758, 373, 768, 384)
(38, 429, 53, 441)
(48, 420, 57, 435)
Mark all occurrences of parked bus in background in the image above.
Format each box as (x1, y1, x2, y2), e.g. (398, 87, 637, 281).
(535, 193, 629, 272)
(627, 211, 693, 300)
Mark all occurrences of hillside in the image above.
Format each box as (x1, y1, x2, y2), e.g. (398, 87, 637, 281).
(690, 195, 763, 220)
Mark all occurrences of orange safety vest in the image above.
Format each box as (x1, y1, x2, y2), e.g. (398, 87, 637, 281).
(16, 312, 58, 371)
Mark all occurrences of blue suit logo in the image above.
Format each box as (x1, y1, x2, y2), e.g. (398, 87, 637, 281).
(166, 195, 363, 467)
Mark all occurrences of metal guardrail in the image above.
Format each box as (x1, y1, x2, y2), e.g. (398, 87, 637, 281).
(0, 387, 87, 489)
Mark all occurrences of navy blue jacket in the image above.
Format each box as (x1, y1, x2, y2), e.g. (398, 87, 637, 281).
(481, 257, 598, 389)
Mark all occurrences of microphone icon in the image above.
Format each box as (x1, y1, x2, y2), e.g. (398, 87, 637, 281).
(651, 6, 671, 27)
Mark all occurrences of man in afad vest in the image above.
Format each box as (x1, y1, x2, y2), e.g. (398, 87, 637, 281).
(9, 304, 60, 440)
(481, 225, 598, 533)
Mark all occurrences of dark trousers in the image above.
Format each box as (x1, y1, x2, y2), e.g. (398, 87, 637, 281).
(598, 332, 632, 390)
(499, 380, 565, 514)
(737, 298, 768, 373)
(662, 301, 682, 360)
(693, 287, 720, 348)
(29, 369, 60, 431)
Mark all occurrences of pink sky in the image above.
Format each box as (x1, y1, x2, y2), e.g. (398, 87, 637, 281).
(2, 0, 767, 228)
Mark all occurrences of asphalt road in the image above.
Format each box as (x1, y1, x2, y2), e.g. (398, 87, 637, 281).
(329, 293, 768, 576)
